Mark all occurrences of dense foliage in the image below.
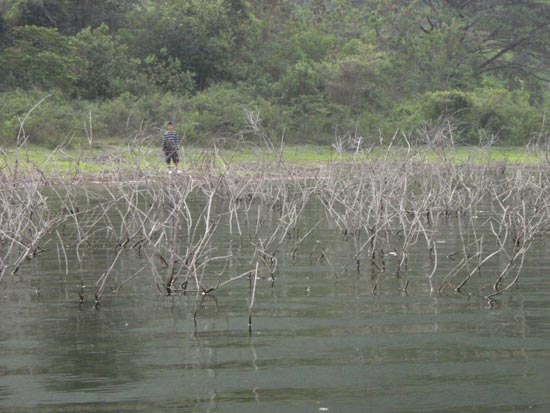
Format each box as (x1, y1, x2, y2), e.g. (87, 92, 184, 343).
(1, 0, 550, 147)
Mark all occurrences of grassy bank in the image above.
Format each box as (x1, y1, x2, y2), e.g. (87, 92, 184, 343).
(0, 144, 544, 181)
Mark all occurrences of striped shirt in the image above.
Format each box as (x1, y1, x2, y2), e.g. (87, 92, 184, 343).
(163, 130, 179, 151)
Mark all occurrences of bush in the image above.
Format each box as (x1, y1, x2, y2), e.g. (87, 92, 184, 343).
(0, 90, 173, 148)
(274, 60, 322, 103)
(186, 84, 288, 144)
(320, 51, 392, 111)
(469, 88, 542, 145)
(420, 90, 473, 121)
(0, 89, 84, 147)
(393, 88, 544, 145)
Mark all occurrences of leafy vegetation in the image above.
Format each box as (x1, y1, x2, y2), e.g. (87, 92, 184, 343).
(1, 0, 550, 147)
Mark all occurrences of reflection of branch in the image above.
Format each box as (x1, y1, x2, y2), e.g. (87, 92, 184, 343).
(290, 219, 322, 258)
(95, 248, 124, 304)
(486, 247, 528, 300)
(248, 262, 259, 335)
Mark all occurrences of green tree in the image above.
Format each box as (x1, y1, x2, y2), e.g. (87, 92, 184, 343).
(0, 25, 75, 91)
(71, 24, 139, 99)
(60, 0, 139, 34)
(122, 0, 253, 89)
(8, 0, 65, 28)
(275, 60, 322, 103)
(3, 0, 139, 33)
(320, 43, 392, 111)
(443, 0, 550, 79)
(142, 48, 195, 94)
(0, 14, 11, 48)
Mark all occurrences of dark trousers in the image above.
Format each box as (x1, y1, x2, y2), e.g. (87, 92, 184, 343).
(164, 150, 179, 165)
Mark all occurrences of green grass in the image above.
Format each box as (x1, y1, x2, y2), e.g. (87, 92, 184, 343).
(430, 146, 541, 164)
(0, 144, 545, 179)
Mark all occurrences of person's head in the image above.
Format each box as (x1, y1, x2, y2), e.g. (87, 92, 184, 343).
(167, 122, 174, 131)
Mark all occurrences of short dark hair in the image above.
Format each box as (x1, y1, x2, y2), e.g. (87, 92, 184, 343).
(167, 122, 173, 126)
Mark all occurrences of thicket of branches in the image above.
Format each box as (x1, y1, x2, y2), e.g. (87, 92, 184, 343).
(2, 145, 550, 327)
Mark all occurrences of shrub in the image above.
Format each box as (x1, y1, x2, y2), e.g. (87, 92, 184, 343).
(468, 88, 542, 145)
(186, 84, 288, 144)
(0, 89, 84, 147)
(274, 60, 322, 103)
(393, 88, 544, 145)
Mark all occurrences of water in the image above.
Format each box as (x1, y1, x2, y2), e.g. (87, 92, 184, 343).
(2, 197, 550, 413)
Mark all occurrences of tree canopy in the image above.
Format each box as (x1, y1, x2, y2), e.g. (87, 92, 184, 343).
(1, 0, 550, 146)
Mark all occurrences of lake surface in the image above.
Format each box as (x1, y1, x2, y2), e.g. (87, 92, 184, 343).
(2, 193, 550, 413)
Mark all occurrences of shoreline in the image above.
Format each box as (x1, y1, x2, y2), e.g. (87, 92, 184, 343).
(1, 144, 547, 187)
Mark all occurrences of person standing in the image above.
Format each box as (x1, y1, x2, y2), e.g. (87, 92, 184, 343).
(162, 121, 181, 173)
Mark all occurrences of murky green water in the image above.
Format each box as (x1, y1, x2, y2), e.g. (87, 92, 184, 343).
(2, 196, 550, 413)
